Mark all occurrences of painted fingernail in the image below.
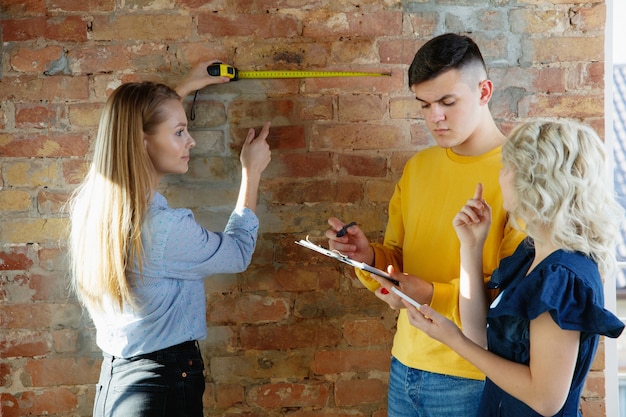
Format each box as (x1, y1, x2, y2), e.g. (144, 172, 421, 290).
(381, 288, 389, 295)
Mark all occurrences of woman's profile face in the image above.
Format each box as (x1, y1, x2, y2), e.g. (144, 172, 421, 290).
(143, 99, 195, 181)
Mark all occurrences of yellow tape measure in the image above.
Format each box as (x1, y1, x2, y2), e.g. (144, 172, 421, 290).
(207, 63, 391, 80)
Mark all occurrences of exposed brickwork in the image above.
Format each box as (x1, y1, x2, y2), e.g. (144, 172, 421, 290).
(0, 0, 611, 415)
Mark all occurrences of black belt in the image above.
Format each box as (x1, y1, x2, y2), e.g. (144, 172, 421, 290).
(138, 340, 199, 360)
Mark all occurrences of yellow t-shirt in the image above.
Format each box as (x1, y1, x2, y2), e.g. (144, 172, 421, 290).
(356, 145, 525, 380)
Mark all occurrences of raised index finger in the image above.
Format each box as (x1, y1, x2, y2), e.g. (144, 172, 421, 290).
(473, 183, 483, 201)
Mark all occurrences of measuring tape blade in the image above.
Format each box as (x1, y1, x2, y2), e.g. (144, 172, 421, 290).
(237, 70, 391, 79)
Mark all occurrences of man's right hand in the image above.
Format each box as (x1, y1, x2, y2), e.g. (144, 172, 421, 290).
(325, 217, 375, 264)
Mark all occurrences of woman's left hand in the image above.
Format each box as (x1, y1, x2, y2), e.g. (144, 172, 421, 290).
(176, 59, 231, 97)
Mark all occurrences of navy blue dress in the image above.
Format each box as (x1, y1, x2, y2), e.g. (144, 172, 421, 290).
(478, 238, 624, 416)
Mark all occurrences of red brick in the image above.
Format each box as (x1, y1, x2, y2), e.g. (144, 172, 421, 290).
(266, 180, 336, 204)
(343, 319, 394, 347)
(489, 67, 567, 94)
(264, 152, 333, 178)
(210, 354, 310, 382)
(70, 44, 133, 74)
(198, 14, 298, 38)
(45, 15, 88, 41)
(227, 0, 321, 12)
(0, 247, 34, 271)
(0, 330, 50, 358)
(0, 393, 20, 417)
(312, 349, 390, 374)
(338, 94, 385, 122)
(240, 322, 342, 350)
(0, 17, 47, 41)
(249, 382, 329, 408)
(303, 71, 402, 95)
(0, 304, 82, 329)
(68, 102, 105, 129)
(207, 294, 289, 324)
(330, 38, 379, 65)
(335, 378, 386, 406)
(1, 16, 87, 42)
(243, 265, 340, 292)
(37, 247, 67, 272)
(581, 370, 605, 398)
(298, 96, 334, 121)
(567, 62, 604, 91)
(52, 329, 79, 353)
(23, 357, 101, 386)
(215, 383, 245, 409)
(0, 362, 12, 387)
(29, 273, 71, 301)
(10, 46, 64, 74)
(312, 124, 405, 151)
(264, 125, 306, 151)
(2, 0, 46, 15)
(37, 189, 71, 215)
(0, 133, 89, 158)
(287, 410, 367, 417)
(524, 36, 603, 64)
(62, 159, 91, 185)
(338, 154, 387, 177)
(303, 11, 402, 38)
(18, 388, 78, 415)
(91, 14, 192, 41)
(335, 181, 365, 204)
(0, 75, 89, 102)
(233, 42, 330, 72)
(570, 4, 605, 32)
(379, 39, 423, 66)
(49, 0, 114, 11)
(14, 103, 64, 129)
(294, 289, 389, 319)
(518, 94, 603, 118)
(579, 397, 606, 417)
(228, 99, 297, 128)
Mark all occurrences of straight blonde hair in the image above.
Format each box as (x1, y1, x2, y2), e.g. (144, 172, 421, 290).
(69, 82, 180, 311)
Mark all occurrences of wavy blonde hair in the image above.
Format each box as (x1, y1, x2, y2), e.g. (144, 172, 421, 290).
(69, 82, 180, 311)
(502, 119, 623, 278)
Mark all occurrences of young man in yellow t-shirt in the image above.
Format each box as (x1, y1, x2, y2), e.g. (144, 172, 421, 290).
(326, 33, 525, 417)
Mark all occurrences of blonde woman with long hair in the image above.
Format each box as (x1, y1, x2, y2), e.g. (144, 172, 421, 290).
(376, 119, 624, 416)
(69, 60, 271, 417)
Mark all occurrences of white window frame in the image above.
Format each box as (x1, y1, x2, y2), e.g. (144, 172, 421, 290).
(606, 1, 620, 415)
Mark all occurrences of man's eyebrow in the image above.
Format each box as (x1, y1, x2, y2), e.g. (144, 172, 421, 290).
(415, 94, 456, 103)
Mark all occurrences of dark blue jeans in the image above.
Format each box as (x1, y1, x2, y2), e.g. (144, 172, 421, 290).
(388, 356, 484, 417)
(93, 341, 205, 417)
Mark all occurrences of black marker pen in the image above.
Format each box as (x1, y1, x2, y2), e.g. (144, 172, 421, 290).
(336, 221, 356, 237)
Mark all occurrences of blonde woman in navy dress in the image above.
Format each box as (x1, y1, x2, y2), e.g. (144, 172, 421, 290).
(377, 119, 624, 416)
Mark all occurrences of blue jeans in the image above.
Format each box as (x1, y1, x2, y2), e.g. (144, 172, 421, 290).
(388, 356, 484, 417)
(93, 341, 205, 417)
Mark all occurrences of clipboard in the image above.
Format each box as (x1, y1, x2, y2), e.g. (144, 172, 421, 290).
(391, 286, 421, 309)
(295, 236, 400, 285)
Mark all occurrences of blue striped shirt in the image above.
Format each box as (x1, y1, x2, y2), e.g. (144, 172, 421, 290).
(90, 192, 259, 358)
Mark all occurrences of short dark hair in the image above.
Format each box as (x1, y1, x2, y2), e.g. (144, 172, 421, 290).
(408, 33, 487, 87)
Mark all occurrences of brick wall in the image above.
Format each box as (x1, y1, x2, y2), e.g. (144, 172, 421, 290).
(0, 0, 609, 416)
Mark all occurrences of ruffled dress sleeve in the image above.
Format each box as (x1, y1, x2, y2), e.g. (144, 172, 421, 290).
(490, 250, 624, 339)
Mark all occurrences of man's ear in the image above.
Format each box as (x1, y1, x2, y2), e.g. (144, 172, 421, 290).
(478, 79, 494, 105)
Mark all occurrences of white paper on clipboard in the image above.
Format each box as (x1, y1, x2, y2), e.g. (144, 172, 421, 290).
(295, 236, 399, 285)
